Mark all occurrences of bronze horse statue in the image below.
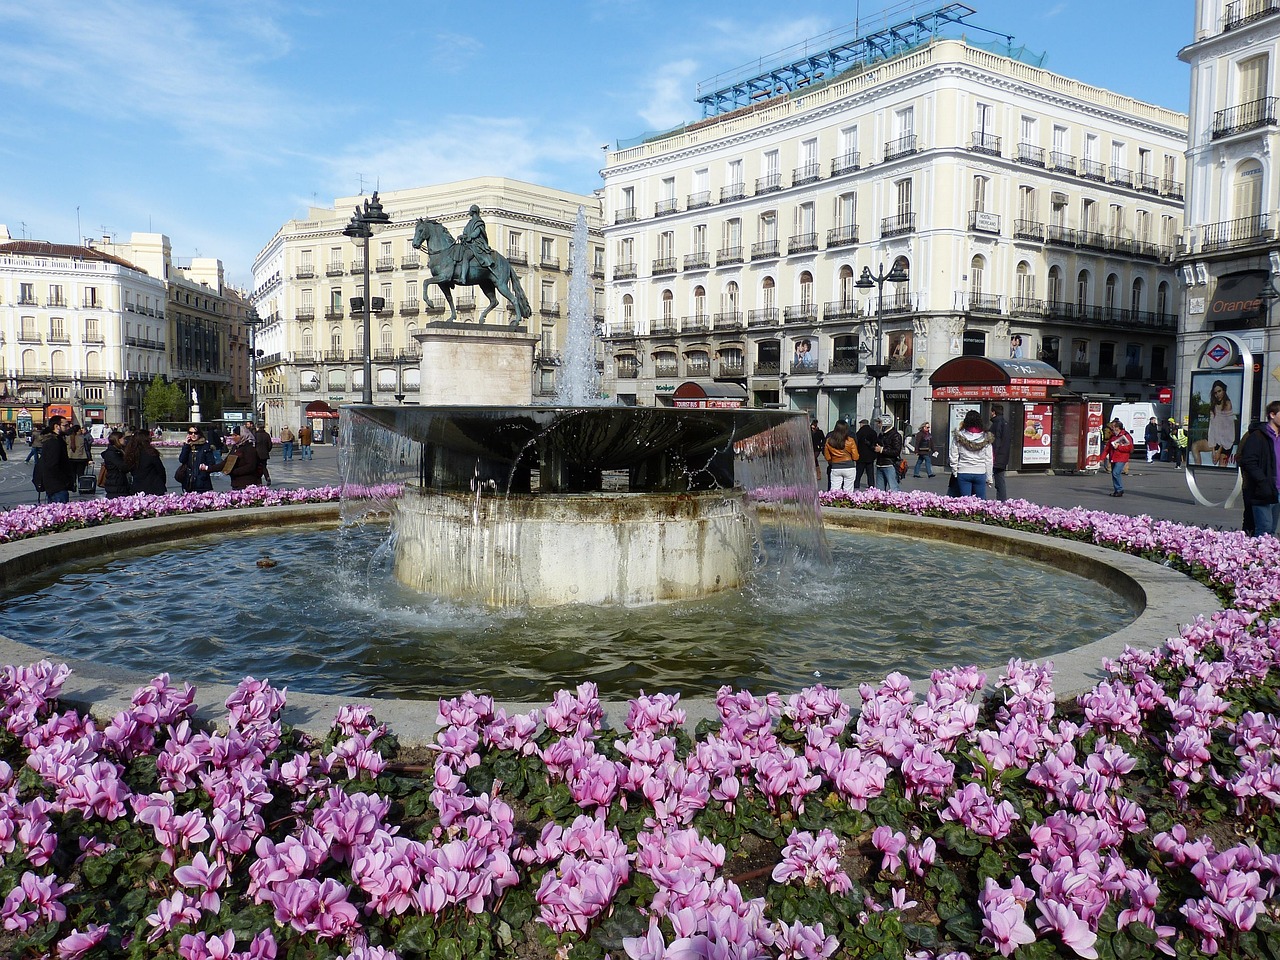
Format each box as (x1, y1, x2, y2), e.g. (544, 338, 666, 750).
(411, 218, 532, 327)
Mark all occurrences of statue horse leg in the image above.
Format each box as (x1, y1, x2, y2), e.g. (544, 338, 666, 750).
(488, 265, 530, 328)
(439, 282, 458, 322)
(477, 280, 499, 324)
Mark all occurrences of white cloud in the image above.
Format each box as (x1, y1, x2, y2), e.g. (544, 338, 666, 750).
(637, 59, 700, 130)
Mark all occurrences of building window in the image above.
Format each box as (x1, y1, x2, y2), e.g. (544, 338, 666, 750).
(1233, 160, 1265, 219)
(1016, 261, 1034, 300)
(895, 178, 913, 217)
(799, 271, 813, 307)
(970, 256, 986, 295)
(761, 276, 775, 310)
(724, 281, 739, 311)
(972, 176, 989, 212)
(1104, 273, 1118, 311)
(1131, 278, 1144, 314)
(1048, 266, 1063, 303)
(622, 294, 633, 324)
(661, 289, 674, 320)
(1077, 270, 1091, 308)
(1238, 53, 1269, 105)
(693, 285, 706, 317)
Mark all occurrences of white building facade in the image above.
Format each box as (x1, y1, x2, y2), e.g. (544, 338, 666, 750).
(0, 227, 168, 428)
(250, 178, 603, 433)
(600, 38, 1188, 434)
(1177, 0, 1280, 416)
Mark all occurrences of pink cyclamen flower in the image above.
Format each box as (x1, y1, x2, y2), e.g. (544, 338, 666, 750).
(979, 877, 1037, 957)
(55, 923, 110, 960)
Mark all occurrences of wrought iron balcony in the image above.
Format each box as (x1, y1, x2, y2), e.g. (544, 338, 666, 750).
(1161, 179, 1184, 200)
(401, 254, 420, 269)
(755, 173, 781, 194)
(294, 267, 315, 279)
(324, 308, 344, 319)
(654, 362, 680, 378)
(293, 351, 315, 363)
(789, 359, 820, 375)
(970, 131, 1001, 155)
(788, 233, 818, 254)
(1009, 297, 1046, 318)
(879, 292, 915, 316)
(1046, 224, 1076, 246)
(541, 255, 561, 270)
(616, 365, 639, 379)
(717, 246, 744, 265)
(81, 297, 100, 308)
(969, 210, 1000, 234)
(1108, 165, 1134, 188)
(831, 151, 860, 176)
(792, 163, 821, 186)
(17, 330, 42, 343)
(1202, 214, 1271, 251)
(683, 252, 710, 271)
(1106, 235, 1135, 255)
(824, 299, 860, 321)
(960, 292, 1002, 315)
(720, 182, 746, 202)
(454, 294, 476, 309)
(1050, 151, 1076, 174)
(1080, 159, 1105, 181)
(651, 316, 677, 335)
(651, 257, 677, 276)
(1069, 361, 1091, 377)
(784, 303, 818, 324)
(1137, 173, 1160, 194)
(717, 359, 746, 378)
(751, 240, 780, 260)
(374, 348, 397, 361)
(376, 257, 395, 272)
(826, 224, 859, 248)
(881, 213, 916, 238)
(1225, 0, 1280, 30)
(326, 263, 343, 276)
(713, 311, 742, 330)
(295, 308, 315, 320)
(655, 198, 679, 217)
(83, 334, 105, 344)
(884, 134, 918, 160)
(686, 360, 712, 377)
(1014, 219, 1044, 241)
(1046, 300, 1079, 321)
(828, 357, 861, 375)
(684, 314, 711, 333)
(614, 207, 637, 225)
(753, 362, 780, 377)
(613, 262, 637, 280)
(1132, 241, 1163, 260)
(424, 298, 446, 313)
(1017, 143, 1045, 167)
(506, 248, 527, 265)
(1213, 96, 1279, 138)
(323, 349, 346, 362)
(687, 190, 711, 210)
(1098, 363, 1118, 379)
(608, 321, 636, 338)
(747, 308, 778, 327)
(1078, 230, 1107, 251)
(400, 300, 419, 315)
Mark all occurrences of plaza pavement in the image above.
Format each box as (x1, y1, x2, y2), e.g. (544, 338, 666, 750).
(0, 439, 1249, 531)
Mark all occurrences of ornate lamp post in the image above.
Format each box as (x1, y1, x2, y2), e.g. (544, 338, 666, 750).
(342, 192, 391, 405)
(855, 260, 909, 422)
(244, 308, 263, 425)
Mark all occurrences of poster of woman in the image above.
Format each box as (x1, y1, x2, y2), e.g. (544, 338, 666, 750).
(792, 338, 816, 369)
(887, 331, 913, 370)
(1188, 371, 1242, 468)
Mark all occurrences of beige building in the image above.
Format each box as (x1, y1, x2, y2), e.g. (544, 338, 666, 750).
(1177, 0, 1280, 414)
(600, 37, 1188, 432)
(0, 226, 168, 427)
(249, 177, 603, 432)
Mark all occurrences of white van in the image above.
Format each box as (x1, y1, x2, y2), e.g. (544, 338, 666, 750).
(1108, 402, 1158, 452)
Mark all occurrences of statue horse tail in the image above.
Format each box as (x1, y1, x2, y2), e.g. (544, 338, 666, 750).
(506, 264, 532, 318)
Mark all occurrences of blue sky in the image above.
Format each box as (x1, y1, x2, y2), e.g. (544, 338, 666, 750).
(0, 1, 1193, 287)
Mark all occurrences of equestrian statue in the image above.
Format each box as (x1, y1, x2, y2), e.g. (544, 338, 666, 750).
(411, 205, 532, 327)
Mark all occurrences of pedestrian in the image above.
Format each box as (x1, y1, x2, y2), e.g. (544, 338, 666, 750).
(809, 418, 825, 481)
(853, 419, 877, 489)
(1172, 419, 1188, 467)
(124, 431, 167, 495)
(177, 426, 220, 493)
(24, 430, 40, 463)
(65, 422, 90, 478)
(1103, 417, 1134, 497)
(298, 423, 314, 461)
(911, 423, 935, 478)
(3, 424, 13, 452)
(224, 432, 262, 490)
(948, 409, 994, 498)
(279, 424, 295, 463)
(1159, 419, 1175, 464)
(823, 419, 859, 491)
(33, 416, 75, 504)
(1144, 416, 1161, 463)
(1238, 400, 1280, 538)
(0, 426, 6, 461)
(253, 421, 273, 485)
(989, 403, 1011, 501)
(873, 415, 903, 491)
(99, 430, 130, 499)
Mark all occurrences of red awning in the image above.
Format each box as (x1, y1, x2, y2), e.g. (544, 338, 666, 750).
(929, 356, 1065, 401)
(305, 401, 340, 419)
(671, 381, 747, 409)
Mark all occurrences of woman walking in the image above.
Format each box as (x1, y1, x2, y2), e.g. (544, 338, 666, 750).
(948, 410, 994, 498)
(99, 430, 130, 498)
(124, 432, 167, 495)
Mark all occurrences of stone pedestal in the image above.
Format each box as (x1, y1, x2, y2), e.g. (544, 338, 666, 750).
(415, 322, 538, 406)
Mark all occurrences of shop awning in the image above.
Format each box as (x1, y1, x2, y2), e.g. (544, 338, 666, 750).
(305, 400, 340, 419)
(1208, 270, 1268, 324)
(672, 382, 747, 409)
(929, 356, 1065, 400)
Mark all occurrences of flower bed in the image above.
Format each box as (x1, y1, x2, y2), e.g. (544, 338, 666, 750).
(0, 491, 1278, 959)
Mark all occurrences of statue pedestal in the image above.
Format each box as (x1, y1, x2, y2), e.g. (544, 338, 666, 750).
(415, 322, 537, 406)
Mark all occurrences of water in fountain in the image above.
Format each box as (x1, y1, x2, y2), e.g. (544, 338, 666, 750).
(553, 205, 602, 405)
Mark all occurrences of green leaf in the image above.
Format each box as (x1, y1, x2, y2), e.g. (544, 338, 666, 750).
(903, 923, 938, 948)
(82, 854, 117, 887)
(1128, 922, 1158, 946)
(594, 904, 648, 954)
(433, 935, 463, 960)
(396, 916, 437, 954)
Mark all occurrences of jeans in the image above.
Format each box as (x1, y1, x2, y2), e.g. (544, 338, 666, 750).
(25, 447, 40, 463)
(956, 473, 987, 498)
(1250, 503, 1280, 537)
(301, 444, 313, 461)
(875, 464, 899, 491)
(994, 468, 1007, 501)
(1111, 461, 1125, 493)
(913, 453, 934, 478)
(281, 441, 295, 462)
(47, 490, 69, 504)
(855, 462, 875, 489)
(829, 466, 857, 492)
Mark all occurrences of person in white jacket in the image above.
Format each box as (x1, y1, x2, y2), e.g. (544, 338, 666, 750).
(949, 409, 994, 498)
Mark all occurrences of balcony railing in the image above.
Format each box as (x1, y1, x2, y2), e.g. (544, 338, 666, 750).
(747, 308, 778, 327)
(424, 298, 446, 313)
(323, 349, 346, 362)
(326, 262, 343, 276)
(652, 257, 677, 275)
(831, 151, 860, 175)
(506, 248, 527, 265)
(400, 300, 419, 315)
(784, 304, 818, 324)
(325, 308, 344, 319)
(1017, 143, 1045, 167)
(1137, 173, 1160, 194)
(83, 334, 105, 344)
(539, 303, 561, 317)
(717, 246, 744, 265)
(616, 365, 639, 379)
(1106, 235, 1135, 255)
(295, 308, 315, 320)
(1078, 230, 1107, 251)
(651, 316, 677, 335)
(1098, 363, 1119, 379)
(720, 182, 746, 202)
(885, 134, 918, 160)
(1080, 159, 1106, 181)
(1009, 297, 1046, 318)
(376, 257, 395, 272)
(755, 173, 782, 194)
(1069, 361, 1091, 377)
(655, 198, 679, 217)
(825, 225, 859, 250)
(541, 255, 561, 270)
(685, 314, 711, 333)
(608, 321, 635, 338)
(613, 262, 637, 280)
(753, 362, 781, 377)
(828, 357, 861, 375)
(792, 163, 821, 186)
(879, 292, 915, 316)
(683, 252, 711, 271)
(824, 299, 860, 321)
(294, 267, 316, 279)
(1047, 224, 1076, 246)
(401, 254, 420, 269)
(751, 239, 780, 260)
(1225, 0, 1280, 30)
(1014, 219, 1044, 241)
(687, 190, 711, 210)
(959, 292, 1002, 315)
(970, 131, 1001, 155)
(717, 360, 746, 378)
(17, 330, 42, 343)
(614, 206, 637, 224)
(654, 363, 680, 379)
(1202, 214, 1270, 251)
(1213, 96, 1280, 138)
(788, 233, 818, 254)
(1108, 165, 1134, 188)
(969, 210, 1000, 234)
(1050, 151, 1076, 174)
(1161, 178, 1184, 200)
(881, 213, 916, 238)
(713, 311, 742, 330)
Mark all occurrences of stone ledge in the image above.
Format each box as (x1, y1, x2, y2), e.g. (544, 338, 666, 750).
(0, 505, 1220, 745)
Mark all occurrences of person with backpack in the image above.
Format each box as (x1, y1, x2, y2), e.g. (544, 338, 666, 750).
(1104, 417, 1134, 497)
(32, 416, 76, 503)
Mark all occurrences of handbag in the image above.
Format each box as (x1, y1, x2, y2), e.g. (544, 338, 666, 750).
(96, 463, 107, 487)
(896, 458, 908, 480)
(174, 463, 189, 484)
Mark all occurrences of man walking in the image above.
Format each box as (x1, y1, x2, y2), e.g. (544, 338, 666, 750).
(989, 403, 1011, 501)
(298, 423, 314, 461)
(279, 424, 295, 463)
(854, 419, 877, 489)
(1103, 417, 1133, 497)
(252, 421, 273, 485)
(33, 416, 75, 504)
(1144, 417, 1161, 463)
(1238, 400, 1280, 537)
(873, 415, 903, 491)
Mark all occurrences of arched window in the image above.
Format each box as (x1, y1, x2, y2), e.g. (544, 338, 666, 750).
(761, 276, 776, 310)
(1157, 281, 1170, 316)
(1234, 159, 1265, 220)
(661, 288, 674, 320)
(1104, 273, 1118, 311)
(1047, 265, 1063, 303)
(970, 256, 986, 294)
(405, 321, 418, 344)
(302, 327, 313, 352)
(330, 326, 342, 351)
(86, 351, 101, 374)
(693, 285, 706, 318)
(1016, 261, 1034, 301)
(799, 271, 814, 306)
(1076, 270, 1090, 308)
(51, 350, 67, 373)
(1130, 278, 1144, 314)
(380, 323, 393, 349)
(622, 294, 634, 325)
(21, 349, 36, 374)
(724, 281, 739, 311)
(839, 265, 855, 305)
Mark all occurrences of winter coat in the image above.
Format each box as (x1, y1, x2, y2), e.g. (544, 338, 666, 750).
(100, 445, 130, 498)
(228, 443, 262, 490)
(34, 432, 75, 495)
(823, 432, 858, 467)
(1239, 421, 1280, 507)
(874, 427, 903, 466)
(949, 428, 994, 481)
(131, 447, 167, 496)
(989, 414, 1011, 470)
(178, 441, 220, 493)
(1104, 428, 1134, 464)
(854, 424, 878, 464)
(912, 428, 934, 454)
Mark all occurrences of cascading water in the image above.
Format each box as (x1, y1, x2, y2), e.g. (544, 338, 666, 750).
(552, 205, 603, 405)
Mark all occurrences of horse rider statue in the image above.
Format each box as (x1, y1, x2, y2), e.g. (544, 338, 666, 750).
(450, 204, 496, 284)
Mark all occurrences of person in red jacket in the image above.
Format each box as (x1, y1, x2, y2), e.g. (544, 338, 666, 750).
(1104, 417, 1134, 497)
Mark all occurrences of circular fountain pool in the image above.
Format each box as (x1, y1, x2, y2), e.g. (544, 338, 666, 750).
(2, 523, 1134, 700)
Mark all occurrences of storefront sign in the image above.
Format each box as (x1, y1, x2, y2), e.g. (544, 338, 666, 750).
(655, 384, 676, 392)
(971, 212, 1000, 233)
(931, 384, 1050, 400)
(1084, 402, 1105, 471)
(1022, 404, 1053, 465)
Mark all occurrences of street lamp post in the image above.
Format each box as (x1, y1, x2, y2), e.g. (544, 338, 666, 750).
(343, 192, 391, 405)
(244, 308, 263, 426)
(855, 260, 909, 423)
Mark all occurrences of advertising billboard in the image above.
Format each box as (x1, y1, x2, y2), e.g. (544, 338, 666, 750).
(1022, 404, 1054, 465)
